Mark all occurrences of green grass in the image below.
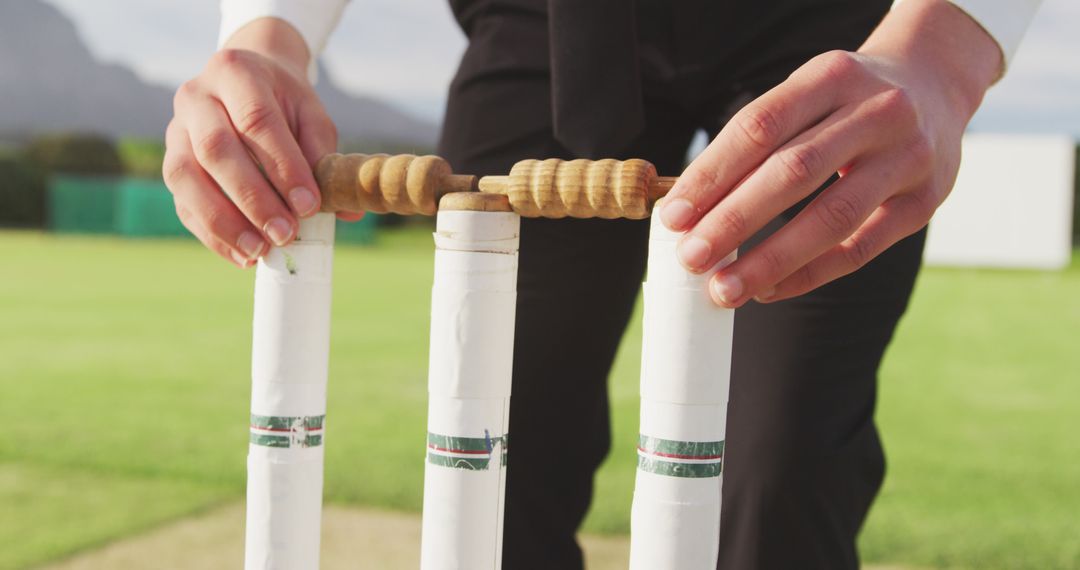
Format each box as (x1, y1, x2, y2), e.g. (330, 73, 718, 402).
(0, 230, 1077, 569)
(0, 464, 232, 569)
(862, 259, 1080, 569)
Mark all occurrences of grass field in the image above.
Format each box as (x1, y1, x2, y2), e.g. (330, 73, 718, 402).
(1, 229, 1078, 569)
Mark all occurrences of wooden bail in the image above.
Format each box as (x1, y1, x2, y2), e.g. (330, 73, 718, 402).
(315, 153, 467, 216)
(438, 192, 512, 212)
(316, 153, 677, 218)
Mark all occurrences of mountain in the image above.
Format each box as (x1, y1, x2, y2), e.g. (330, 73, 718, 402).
(316, 64, 439, 149)
(0, 0, 438, 146)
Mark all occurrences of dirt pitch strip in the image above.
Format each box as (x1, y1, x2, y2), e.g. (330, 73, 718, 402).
(37, 503, 629, 570)
(37, 502, 915, 570)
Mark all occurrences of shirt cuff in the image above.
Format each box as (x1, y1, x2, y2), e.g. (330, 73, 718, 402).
(219, 0, 349, 83)
(947, 0, 1042, 72)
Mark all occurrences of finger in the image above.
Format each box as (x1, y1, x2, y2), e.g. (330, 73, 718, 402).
(662, 51, 871, 231)
(297, 97, 339, 216)
(296, 94, 339, 167)
(336, 212, 365, 222)
(175, 203, 257, 269)
(183, 94, 298, 246)
(759, 191, 933, 303)
(705, 155, 902, 307)
(164, 122, 267, 267)
(675, 88, 911, 274)
(215, 72, 323, 217)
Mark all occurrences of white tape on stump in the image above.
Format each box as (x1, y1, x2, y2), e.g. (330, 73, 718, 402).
(630, 209, 736, 570)
(246, 213, 335, 570)
(421, 208, 520, 570)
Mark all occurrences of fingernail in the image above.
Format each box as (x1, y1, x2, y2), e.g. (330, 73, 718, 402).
(289, 187, 318, 216)
(661, 198, 695, 230)
(236, 231, 265, 260)
(230, 249, 253, 268)
(264, 217, 294, 246)
(677, 236, 712, 271)
(754, 286, 776, 303)
(711, 273, 744, 306)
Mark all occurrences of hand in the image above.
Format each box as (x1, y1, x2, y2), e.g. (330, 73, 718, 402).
(163, 19, 344, 268)
(661, 0, 1003, 307)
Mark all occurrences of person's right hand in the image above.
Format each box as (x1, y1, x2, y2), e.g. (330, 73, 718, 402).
(163, 19, 340, 268)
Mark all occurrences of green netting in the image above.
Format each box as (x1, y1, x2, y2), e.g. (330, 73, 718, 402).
(115, 178, 188, 237)
(46, 174, 378, 243)
(47, 175, 119, 234)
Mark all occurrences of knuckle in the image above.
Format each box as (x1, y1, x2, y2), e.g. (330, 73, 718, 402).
(162, 154, 190, 187)
(265, 155, 309, 189)
(880, 87, 918, 124)
(263, 153, 313, 190)
(175, 207, 202, 241)
(843, 233, 876, 269)
(734, 105, 784, 151)
(256, 146, 309, 188)
(814, 50, 861, 82)
(195, 128, 235, 163)
(908, 188, 939, 220)
(230, 183, 265, 213)
(174, 203, 200, 235)
(210, 48, 249, 72)
(903, 136, 935, 168)
(776, 143, 824, 186)
(758, 247, 788, 278)
(174, 202, 190, 223)
(680, 167, 723, 200)
(165, 118, 180, 141)
(173, 80, 199, 109)
(230, 183, 284, 225)
(235, 99, 279, 138)
(814, 192, 862, 238)
(714, 207, 749, 240)
(201, 205, 235, 237)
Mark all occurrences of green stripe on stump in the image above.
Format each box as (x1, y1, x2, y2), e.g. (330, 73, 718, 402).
(248, 414, 326, 448)
(637, 434, 724, 478)
(638, 435, 724, 458)
(427, 453, 493, 471)
(637, 456, 723, 478)
(249, 433, 323, 448)
(427, 433, 492, 452)
(426, 431, 508, 471)
(250, 414, 325, 430)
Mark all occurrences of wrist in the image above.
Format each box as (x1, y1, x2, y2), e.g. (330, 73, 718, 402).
(860, 0, 1001, 120)
(222, 17, 311, 81)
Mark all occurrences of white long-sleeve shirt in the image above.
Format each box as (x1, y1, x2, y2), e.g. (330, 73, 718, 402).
(218, 0, 1042, 83)
(218, 0, 348, 81)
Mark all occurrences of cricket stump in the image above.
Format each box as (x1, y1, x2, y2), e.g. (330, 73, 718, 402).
(420, 193, 520, 570)
(245, 213, 335, 569)
(630, 204, 736, 569)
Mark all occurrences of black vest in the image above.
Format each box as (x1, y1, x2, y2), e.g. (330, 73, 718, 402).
(447, 0, 891, 157)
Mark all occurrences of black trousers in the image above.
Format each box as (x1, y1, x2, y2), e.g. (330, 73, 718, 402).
(439, 4, 921, 569)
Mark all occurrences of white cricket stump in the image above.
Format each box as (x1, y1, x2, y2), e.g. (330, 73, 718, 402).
(420, 195, 520, 570)
(629, 206, 736, 570)
(245, 213, 335, 570)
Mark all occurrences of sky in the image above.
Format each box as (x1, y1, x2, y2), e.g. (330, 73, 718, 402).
(42, 0, 1080, 136)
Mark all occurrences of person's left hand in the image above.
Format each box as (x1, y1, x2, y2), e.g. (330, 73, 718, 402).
(660, 0, 1003, 307)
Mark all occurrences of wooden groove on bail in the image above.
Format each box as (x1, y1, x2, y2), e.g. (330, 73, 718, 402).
(315, 152, 678, 218)
(439, 192, 513, 212)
